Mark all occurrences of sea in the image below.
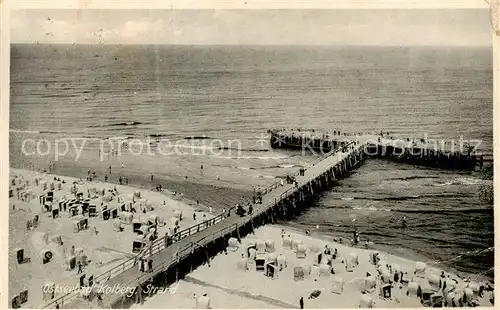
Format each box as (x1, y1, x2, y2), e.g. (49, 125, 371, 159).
(9, 44, 494, 278)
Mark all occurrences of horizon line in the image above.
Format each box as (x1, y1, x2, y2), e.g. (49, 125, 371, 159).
(10, 42, 493, 48)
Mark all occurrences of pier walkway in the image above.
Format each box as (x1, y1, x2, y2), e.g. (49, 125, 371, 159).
(48, 141, 364, 309)
(42, 130, 483, 308)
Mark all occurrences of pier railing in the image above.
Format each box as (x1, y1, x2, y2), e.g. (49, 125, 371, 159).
(41, 206, 235, 309)
(113, 221, 241, 308)
(42, 141, 358, 308)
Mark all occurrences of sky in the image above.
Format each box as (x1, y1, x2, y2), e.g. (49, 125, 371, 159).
(9, 9, 493, 46)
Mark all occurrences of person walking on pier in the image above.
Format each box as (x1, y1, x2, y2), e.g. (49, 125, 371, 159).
(139, 258, 145, 272)
(148, 259, 153, 273)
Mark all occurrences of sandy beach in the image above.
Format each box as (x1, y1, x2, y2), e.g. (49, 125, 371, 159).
(8, 13, 494, 309)
(132, 225, 494, 308)
(9, 135, 288, 209)
(8, 168, 216, 308)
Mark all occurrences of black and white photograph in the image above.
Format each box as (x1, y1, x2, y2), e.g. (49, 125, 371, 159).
(4, 2, 497, 308)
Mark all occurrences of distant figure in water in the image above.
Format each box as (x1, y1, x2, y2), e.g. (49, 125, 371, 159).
(402, 216, 407, 228)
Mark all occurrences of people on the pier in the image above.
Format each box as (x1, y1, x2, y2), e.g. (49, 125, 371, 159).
(148, 259, 153, 272)
(235, 204, 246, 217)
(79, 274, 85, 287)
(402, 216, 407, 228)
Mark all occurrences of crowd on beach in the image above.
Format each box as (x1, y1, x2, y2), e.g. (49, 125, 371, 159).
(179, 225, 494, 309)
(8, 166, 213, 308)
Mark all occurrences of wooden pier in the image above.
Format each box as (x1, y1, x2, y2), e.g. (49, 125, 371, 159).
(41, 129, 485, 308)
(270, 129, 483, 170)
(44, 141, 366, 309)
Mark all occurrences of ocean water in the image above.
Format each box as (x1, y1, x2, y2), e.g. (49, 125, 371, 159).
(9, 44, 493, 276)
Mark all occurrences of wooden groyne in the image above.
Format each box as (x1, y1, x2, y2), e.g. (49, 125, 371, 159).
(270, 129, 483, 170)
(47, 142, 366, 309)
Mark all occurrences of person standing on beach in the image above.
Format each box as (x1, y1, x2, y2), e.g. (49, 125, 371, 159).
(119, 177, 122, 185)
(299, 297, 304, 309)
(104, 175, 108, 182)
(151, 174, 154, 182)
(109, 165, 112, 174)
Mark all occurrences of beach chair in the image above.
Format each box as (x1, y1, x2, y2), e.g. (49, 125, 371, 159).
(132, 239, 146, 253)
(19, 290, 28, 304)
(265, 240, 275, 253)
(12, 295, 21, 309)
(228, 237, 239, 252)
(265, 263, 277, 278)
(294, 266, 305, 281)
(332, 276, 344, 294)
(296, 244, 307, 258)
(255, 254, 266, 271)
